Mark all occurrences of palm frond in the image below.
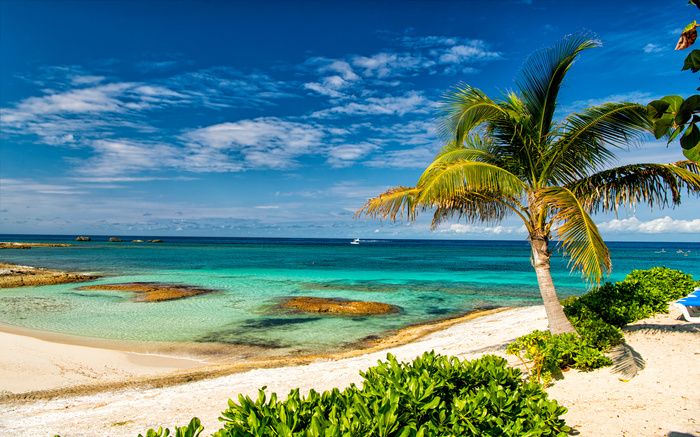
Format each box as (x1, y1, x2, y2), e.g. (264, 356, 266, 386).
(515, 33, 599, 142)
(435, 83, 508, 145)
(550, 102, 652, 185)
(417, 160, 527, 203)
(430, 135, 499, 167)
(570, 161, 700, 214)
(537, 187, 611, 285)
(428, 191, 519, 229)
(354, 186, 422, 223)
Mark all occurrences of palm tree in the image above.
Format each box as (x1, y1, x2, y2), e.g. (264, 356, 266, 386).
(356, 34, 700, 334)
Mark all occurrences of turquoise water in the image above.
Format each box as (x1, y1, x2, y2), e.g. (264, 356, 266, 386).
(1, 235, 698, 356)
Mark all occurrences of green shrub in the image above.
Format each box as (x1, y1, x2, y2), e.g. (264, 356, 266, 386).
(506, 330, 612, 386)
(622, 266, 696, 312)
(563, 267, 696, 329)
(140, 352, 571, 437)
(512, 267, 696, 386)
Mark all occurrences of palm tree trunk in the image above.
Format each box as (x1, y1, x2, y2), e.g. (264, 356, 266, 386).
(530, 234, 577, 334)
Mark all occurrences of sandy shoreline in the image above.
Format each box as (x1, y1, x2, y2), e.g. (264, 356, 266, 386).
(0, 307, 510, 397)
(1, 305, 698, 436)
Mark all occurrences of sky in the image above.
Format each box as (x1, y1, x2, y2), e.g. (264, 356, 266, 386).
(1, 0, 699, 241)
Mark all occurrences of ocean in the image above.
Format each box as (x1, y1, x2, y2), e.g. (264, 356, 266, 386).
(0, 234, 698, 359)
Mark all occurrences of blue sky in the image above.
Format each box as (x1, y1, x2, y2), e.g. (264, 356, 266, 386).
(1, 0, 699, 241)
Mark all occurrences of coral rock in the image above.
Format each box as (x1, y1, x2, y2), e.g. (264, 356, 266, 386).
(283, 296, 400, 315)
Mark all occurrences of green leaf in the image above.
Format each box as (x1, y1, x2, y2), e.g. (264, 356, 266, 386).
(683, 21, 698, 33)
(682, 50, 700, 73)
(646, 99, 671, 120)
(683, 144, 700, 161)
(652, 117, 674, 139)
(680, 123, 700, 150)
(689, 0, 700, 10)
(677, 95, 700, 126)
(661, 95, 684, 112)
(668, 125, 686, 143)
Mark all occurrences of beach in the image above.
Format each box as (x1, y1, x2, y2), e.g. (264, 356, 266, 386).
(1, 305, 698, 437)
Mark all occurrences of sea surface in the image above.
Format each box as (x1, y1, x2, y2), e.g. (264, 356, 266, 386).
(0, 235, 698, 359)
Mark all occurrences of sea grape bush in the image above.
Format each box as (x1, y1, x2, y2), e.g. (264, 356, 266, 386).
(138, 418, 204, 437)
(510, 267, 696, 385)
(564, 267, 697, 328)
(506, 330, 612, 386)
(139, 352, 570, 437)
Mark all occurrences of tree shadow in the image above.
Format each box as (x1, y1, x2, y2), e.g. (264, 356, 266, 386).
(666, 432, 697, 437)
(623, 323, 700, 335)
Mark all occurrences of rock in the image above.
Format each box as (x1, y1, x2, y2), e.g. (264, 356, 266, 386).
(75, 236, 91, 241)
(283, 296, 401, 315)
(0, 243, 31, 249)
(0, 263, 98, 288)
(0, 242, 73, 249)
(147, 239, 164, 243)
(108, 238, 123, 242)
(132, 240, 144, 243)
(80, 282, 216, 302)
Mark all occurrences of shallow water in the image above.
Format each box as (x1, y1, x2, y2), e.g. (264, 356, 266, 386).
(0, 235, 698, 355)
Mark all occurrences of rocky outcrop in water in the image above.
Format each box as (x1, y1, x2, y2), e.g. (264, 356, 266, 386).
(0, 263, 98, 288)
(0, 242, 74, 249)
(75, 236, 91, 241)
(282, 296, 401, 315)
(108, 238, 123, 242)
(80, 282, 216, 302)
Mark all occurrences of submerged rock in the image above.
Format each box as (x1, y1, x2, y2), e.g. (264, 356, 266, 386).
(283, 296, 401, 315)
(0, 263, 98, 288)
(79, 282, 217, 302)
(0, 242, 74, 249)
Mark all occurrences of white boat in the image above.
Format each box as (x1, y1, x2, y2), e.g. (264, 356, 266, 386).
(350, 238, 360, 245)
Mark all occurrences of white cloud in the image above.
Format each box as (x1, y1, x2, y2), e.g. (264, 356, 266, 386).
(311, 92, 430, 118)
(441, 223, 528, 235)
(365, 146, 435, 169)
(352, 52, 430, 78)
(70, 75, 105, 86)
(569, 91, 654, 110)
(183, 117, 327, 170)
(75, 139, 182, 176)
(598, 216, 700, 234)
(643, 43, 663, 53)
(326, 142, 379, 167)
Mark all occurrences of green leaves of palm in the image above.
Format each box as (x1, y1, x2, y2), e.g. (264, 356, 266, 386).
(357, 33, 700, 290)
(536, 187, 610, 285)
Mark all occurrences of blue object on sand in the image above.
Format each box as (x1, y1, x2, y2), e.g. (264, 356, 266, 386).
(674, 293, 700, 322)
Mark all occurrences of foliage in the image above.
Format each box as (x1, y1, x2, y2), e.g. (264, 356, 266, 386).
(138, 418, 204, 437)
(564, 267, 696, 328)
(357, 33, 700, 335)
(510, 267, 695, 386)
(506, 330, 612, 386)
(140, 352, 571, 437)
(646, 1, 700, 161)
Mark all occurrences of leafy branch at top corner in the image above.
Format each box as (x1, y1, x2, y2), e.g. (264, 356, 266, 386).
(646, 0, 700, 162)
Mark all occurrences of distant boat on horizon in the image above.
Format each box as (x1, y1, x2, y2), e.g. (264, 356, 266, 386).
(350, 238, 360, 245)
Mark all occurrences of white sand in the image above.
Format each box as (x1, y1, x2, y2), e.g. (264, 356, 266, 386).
(0, 305, 698, 437)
